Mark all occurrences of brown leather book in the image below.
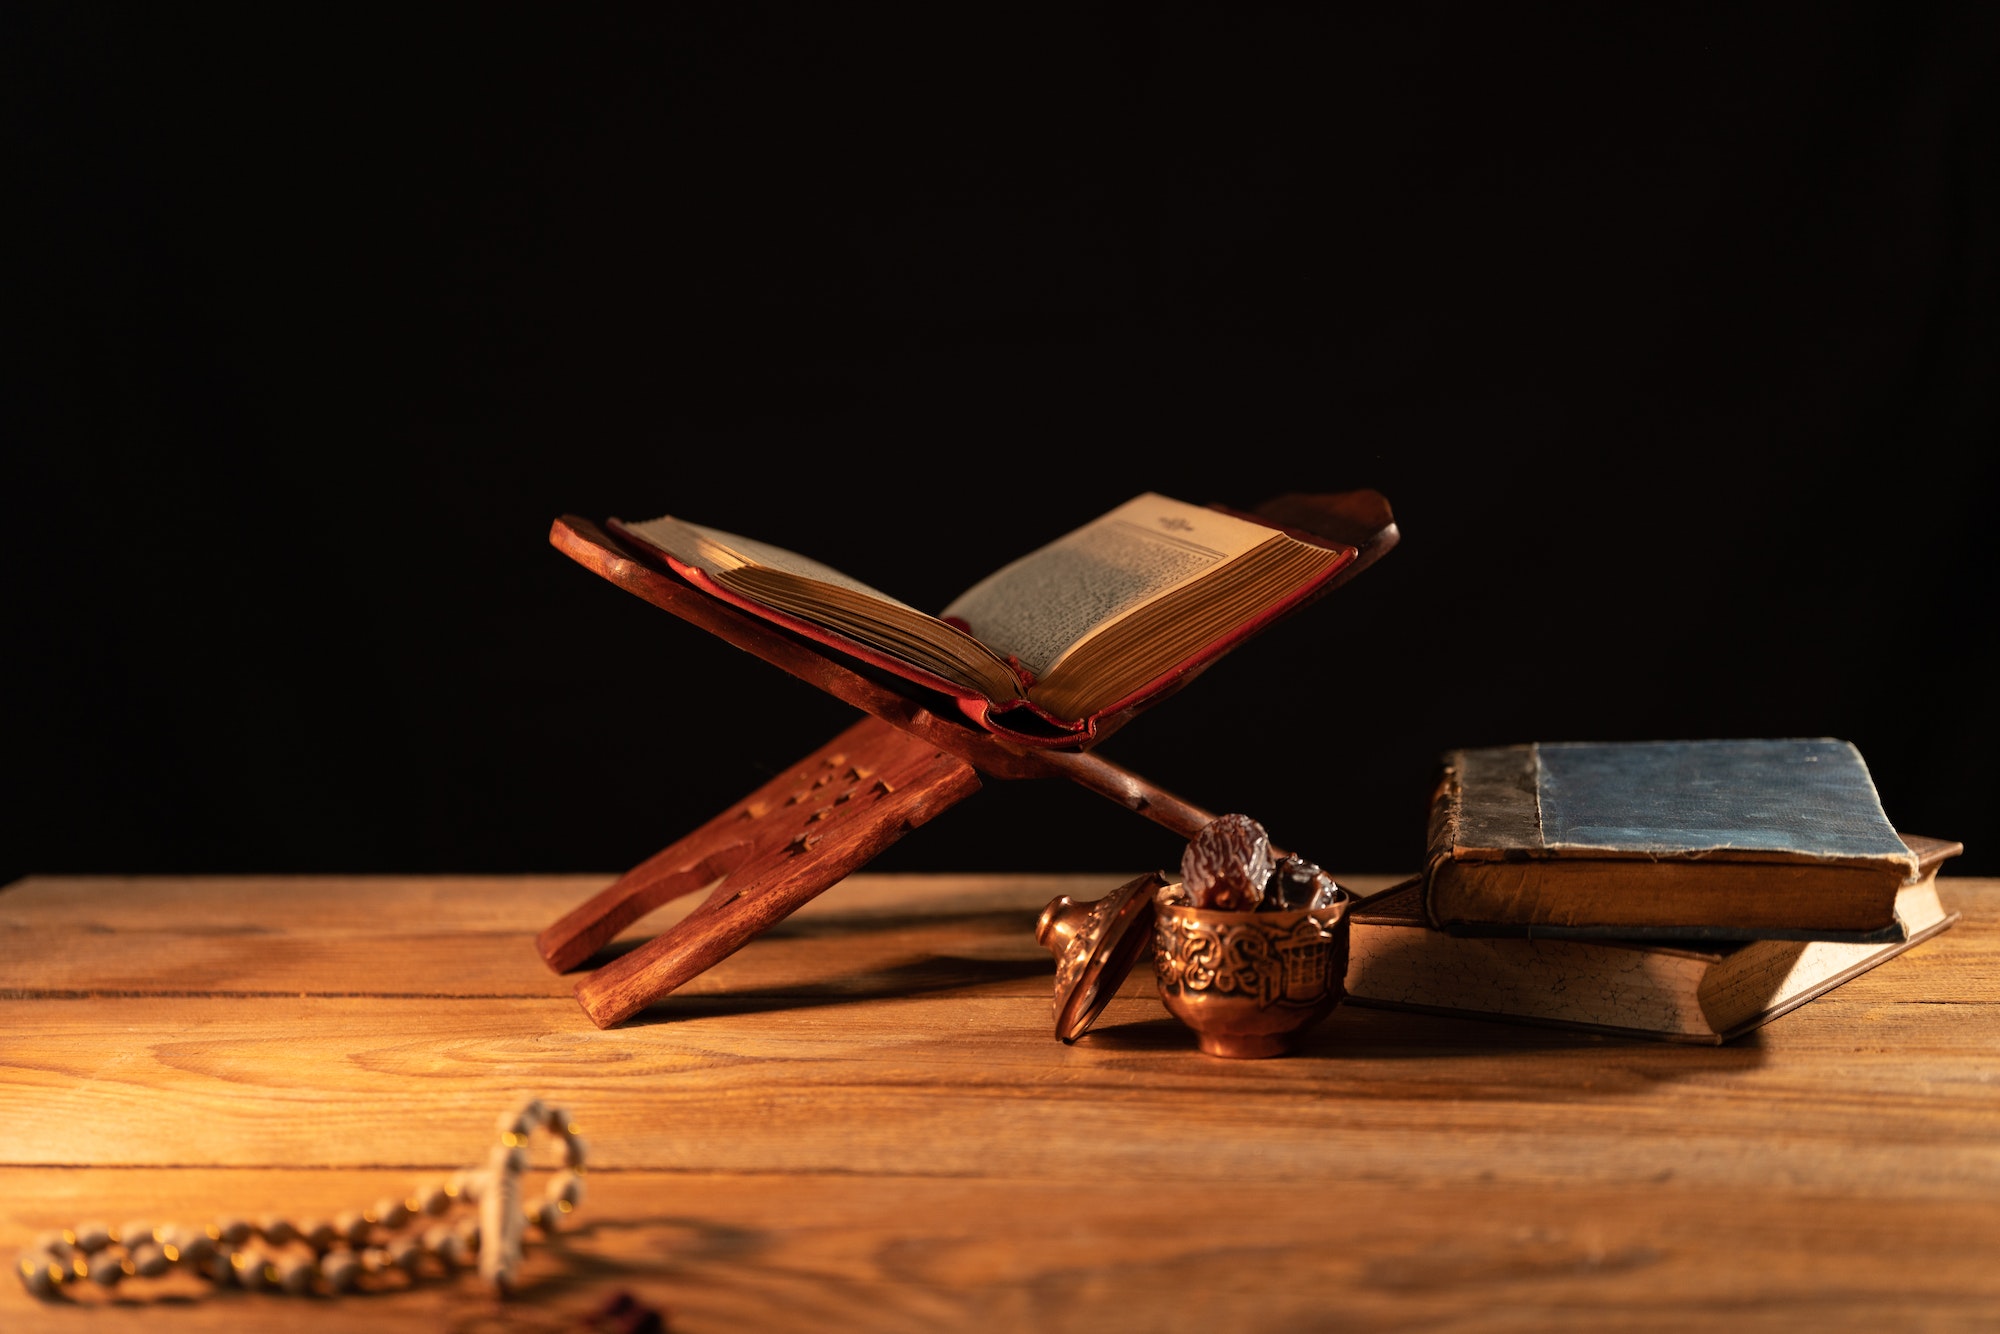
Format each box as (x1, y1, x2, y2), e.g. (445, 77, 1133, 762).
(1347, 834, 1962, 1044)
(1421, 739, 1924, 943)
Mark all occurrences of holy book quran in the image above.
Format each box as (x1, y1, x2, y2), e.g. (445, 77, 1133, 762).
(1345, 834, 1962, 1043)
(609, 492, 1358, 746)
(1421, 738, 1924, 942)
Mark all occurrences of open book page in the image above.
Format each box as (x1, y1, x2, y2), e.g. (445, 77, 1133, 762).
(623, 514, 922, 611)
(620, 512, 1024, 704)
(940, 493, 1278, 679)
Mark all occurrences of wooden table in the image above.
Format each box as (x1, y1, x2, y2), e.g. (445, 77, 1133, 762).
(4, 871, 1997, 1332)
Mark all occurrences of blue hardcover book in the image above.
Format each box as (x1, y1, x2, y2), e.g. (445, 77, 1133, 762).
(1421, 739, 1927, 942)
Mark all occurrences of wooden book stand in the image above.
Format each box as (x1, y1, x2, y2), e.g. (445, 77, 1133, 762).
(536, 492, 1399, 1027)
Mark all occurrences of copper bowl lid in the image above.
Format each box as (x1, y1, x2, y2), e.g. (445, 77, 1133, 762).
(1033, 870, 1167, 1044)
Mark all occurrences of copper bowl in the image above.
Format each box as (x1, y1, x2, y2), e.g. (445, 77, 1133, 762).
(1153, 891, 1351, 1058)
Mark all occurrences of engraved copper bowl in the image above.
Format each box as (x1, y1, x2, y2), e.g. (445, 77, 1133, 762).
(1152, 891, 1351, 1058)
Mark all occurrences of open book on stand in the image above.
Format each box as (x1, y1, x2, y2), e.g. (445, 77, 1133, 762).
(610, 492, 1363, 748)
(1346, 833, 1963, 1044)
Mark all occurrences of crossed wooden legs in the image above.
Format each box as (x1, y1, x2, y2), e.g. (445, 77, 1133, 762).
(536, 715, 984, 1028)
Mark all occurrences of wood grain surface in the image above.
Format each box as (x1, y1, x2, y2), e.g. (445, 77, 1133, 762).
(4, 871, 1997, 1332)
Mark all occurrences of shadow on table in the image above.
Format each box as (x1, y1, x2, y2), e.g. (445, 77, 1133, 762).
(584, 905, 1052, 1026)
(601, 907, 1771, 1088)
(621, 954, 1051, 1026)
(578, 907, 1040, 970)
(1072, 1002, 1776, 1081)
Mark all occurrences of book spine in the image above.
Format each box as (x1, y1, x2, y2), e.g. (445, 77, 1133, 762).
(1419, 754, 1467, 931)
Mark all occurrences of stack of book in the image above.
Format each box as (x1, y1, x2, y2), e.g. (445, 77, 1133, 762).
(1342, 738, 1963, 1043)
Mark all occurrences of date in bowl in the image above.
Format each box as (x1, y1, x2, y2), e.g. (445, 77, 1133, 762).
(1152, 889, 1352, 1058)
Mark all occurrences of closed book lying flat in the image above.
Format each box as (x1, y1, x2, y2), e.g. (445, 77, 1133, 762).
(1422, 738, 1922, 943)
(1348, 834, 1961, 1044)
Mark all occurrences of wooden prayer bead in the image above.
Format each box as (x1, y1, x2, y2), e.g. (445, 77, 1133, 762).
(547, 1171, 585, 1208)
(130, 1242, 168, 1278)
(320, 1250, 361, 1292)
(19, 1253, 61, 1298)
(278, 1253, 317, 1294)
(71, 1222, 111, 1252)
(498, 1097, 545, 1139)
(387, 1235, 423, 1275)
(200, 1247, 235, 1284)
(424, 1223, 462, 1268)
(174, 1227, 217, 1265)
(233, 1248, 273, 1291)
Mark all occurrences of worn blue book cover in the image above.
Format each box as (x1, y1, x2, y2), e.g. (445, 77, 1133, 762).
(1423, 739, 1927, 942)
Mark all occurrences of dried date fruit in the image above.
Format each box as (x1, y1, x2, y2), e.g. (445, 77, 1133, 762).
(1181, 813, 1273, 911)
(1308, 878, 1345, 910)
(1267, 854, 1337, 911)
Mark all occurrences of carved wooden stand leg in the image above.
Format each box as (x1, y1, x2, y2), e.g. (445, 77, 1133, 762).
(539, 714, 982, 1028)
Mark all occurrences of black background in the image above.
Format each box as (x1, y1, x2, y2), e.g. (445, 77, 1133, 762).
(8, 5, 1994, 884)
